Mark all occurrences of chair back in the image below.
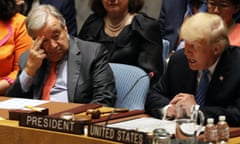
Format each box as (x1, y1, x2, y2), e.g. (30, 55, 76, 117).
(109, 63, 150, 110)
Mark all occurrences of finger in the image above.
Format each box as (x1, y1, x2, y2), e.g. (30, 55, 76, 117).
(39, 53, 47, 60)
(32, 36, 44, 51)
(175, 102, 184, 109)
(38, 48, 46, 54)
(166, 106, 176, 118)
(170, 97, 181, 105)
(170, 94, 184, 104)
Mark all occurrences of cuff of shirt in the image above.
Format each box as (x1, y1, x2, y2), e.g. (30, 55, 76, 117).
(161, 104, 172, 120)
(19, 70, 33, 92)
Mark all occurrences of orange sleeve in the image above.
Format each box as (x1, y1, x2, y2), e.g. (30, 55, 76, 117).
(7, 13, 33, 80)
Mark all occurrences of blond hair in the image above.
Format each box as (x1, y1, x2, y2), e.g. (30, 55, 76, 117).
(180, 12, 229, 47)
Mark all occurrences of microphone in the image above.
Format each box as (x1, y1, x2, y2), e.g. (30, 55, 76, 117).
(117, 72, 152, 105)
(104, 71, 153, 126)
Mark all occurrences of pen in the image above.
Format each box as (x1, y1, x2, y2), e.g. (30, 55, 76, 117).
(24, 105, 42, 112)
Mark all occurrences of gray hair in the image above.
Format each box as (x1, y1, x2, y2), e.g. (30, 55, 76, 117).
(180, 12, 229, 48)
(26, 4, 66, 38)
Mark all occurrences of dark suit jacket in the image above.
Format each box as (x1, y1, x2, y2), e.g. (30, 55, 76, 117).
(159, 0, 207, 52)
(23, 0, 77, 36)
(6, 37, 116, 107)
(145, 47, 240, 126)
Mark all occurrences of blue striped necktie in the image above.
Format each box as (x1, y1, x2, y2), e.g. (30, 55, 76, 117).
(195, 70, 209, 105)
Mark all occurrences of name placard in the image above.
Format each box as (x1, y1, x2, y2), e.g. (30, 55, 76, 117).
(19, 114, 84, 134)
(88, 124, 149, 144)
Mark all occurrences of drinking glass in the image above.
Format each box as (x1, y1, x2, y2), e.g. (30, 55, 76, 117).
(175, 105, 204, 144)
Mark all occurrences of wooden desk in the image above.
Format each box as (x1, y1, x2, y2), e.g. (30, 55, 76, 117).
(0, 120, 239, 144)
(0, 120, 121, 144)
(0, 97, 136, 144)
(0, 97, 240, 144)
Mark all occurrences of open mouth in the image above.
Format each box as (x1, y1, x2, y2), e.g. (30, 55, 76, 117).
(188, 58, 196, 64)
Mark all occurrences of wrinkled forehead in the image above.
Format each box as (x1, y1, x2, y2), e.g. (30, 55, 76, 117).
(32, 15, 62, 39)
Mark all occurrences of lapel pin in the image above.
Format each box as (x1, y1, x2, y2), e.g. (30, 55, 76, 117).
(219, 76, 224, 81)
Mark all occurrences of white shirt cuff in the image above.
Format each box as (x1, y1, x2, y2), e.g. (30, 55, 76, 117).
(161, 104, 172, 120)
(19, 70, 33, 92)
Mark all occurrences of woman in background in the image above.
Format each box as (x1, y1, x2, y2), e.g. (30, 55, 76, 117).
(208, 0, 240, 46)
(0, 0, 32, 95)
(78, 0, 164, 84)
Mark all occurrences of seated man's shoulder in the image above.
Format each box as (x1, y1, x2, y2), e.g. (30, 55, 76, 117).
(71, 37, 104, 53)
(227, 46, 240, 58)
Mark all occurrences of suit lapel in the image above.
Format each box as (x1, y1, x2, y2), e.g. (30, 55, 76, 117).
(207, 50, 231, 102)
(67, 38, 82, 102)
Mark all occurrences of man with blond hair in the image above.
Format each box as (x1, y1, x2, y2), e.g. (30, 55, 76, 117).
(145, 13, 240, 126)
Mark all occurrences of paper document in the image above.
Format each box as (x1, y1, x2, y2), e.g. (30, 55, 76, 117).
(0, 98, 48, 110)
(108, 117, 176, 134)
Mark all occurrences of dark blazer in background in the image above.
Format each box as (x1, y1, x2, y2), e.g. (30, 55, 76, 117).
(234, 10, 240, 23)
(145, 47, 240, 126)
(79, 13, 164, 84)
(6, 36, 116, 107)
(22, 0, 77, 36)
(159, 0, 207, 52)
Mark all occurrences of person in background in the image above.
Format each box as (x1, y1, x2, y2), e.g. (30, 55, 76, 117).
(78, 0, 164, 84)
(159, 0, 207, 52)
(0, 0, 32, 95)
(6, 5, 116, 107)
(145, 13, 240, 126)
(234, 10, 240, 23)
(16, 0, 77, 36)
(207, 0, 240, 46)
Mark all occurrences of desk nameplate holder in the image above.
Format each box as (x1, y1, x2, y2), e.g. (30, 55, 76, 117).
(88, 124, 149, 144)
(9, 108, 49, 121)
(17, 104, 101, 135)
(19, 114, 85, 135)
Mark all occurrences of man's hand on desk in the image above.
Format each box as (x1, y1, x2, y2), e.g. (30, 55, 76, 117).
(167, 93, 197, 118)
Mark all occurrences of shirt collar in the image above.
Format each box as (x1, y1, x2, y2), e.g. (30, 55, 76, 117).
(208, 57, 220, 76)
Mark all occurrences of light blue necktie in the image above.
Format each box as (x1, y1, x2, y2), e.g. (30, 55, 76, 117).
(195, 70, 209, 105)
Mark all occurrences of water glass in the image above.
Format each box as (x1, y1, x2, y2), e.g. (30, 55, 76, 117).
(175, 105, 204, 144)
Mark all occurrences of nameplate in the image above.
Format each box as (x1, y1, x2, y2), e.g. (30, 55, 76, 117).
(19, 114, 84, 134)
(88, 124, 149, 144)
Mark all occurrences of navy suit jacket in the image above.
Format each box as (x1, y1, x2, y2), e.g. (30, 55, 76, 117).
(145, 47, 240, 126)
(6, 37, 116, 107)
(23, 0, 77, 36)
(159, 0, 207, 52)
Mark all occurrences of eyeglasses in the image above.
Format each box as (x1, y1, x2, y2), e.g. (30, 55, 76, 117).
(208, 0, 234, 9)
